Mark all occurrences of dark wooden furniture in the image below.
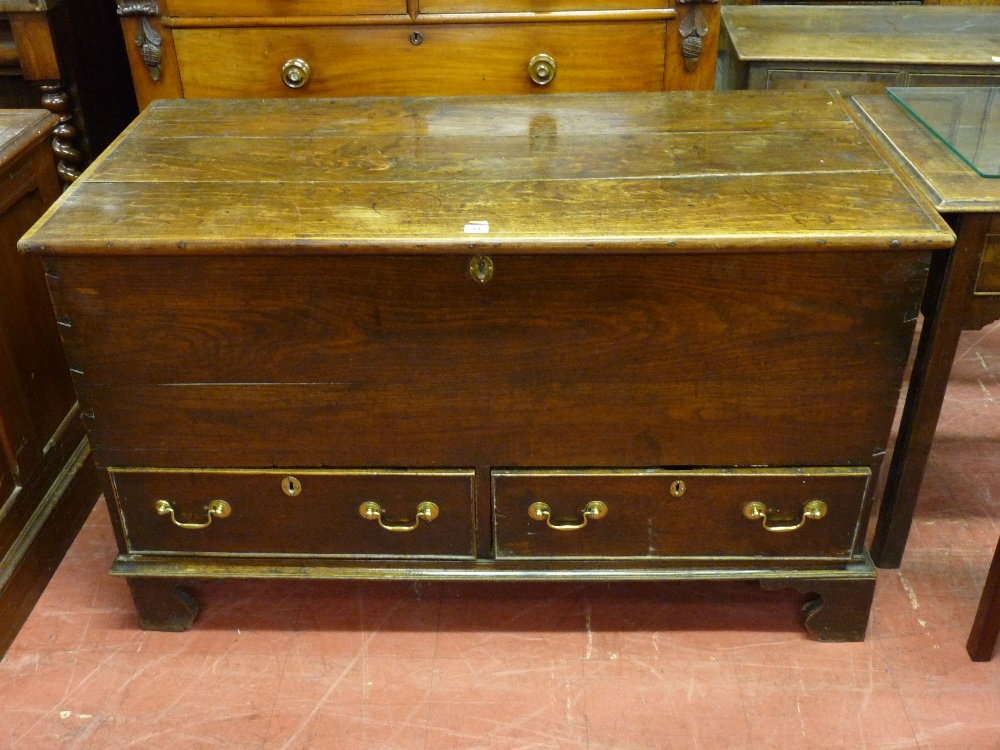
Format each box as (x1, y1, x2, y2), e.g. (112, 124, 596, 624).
(115, 0, 721, 110)
(0, 109, 99, 658)
(22, 91, 954, 641)
(969, 538, 1000, 661)
(850, 93, 1000, 568)
(0, 0, 137, 184)
(717, 6, 1000, 95)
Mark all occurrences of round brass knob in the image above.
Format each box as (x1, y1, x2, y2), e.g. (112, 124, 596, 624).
(528, 53, 556, 86)
(281, 58, 311, 89)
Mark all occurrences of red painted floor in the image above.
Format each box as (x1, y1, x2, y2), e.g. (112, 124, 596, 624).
(2, 320, 999, 749)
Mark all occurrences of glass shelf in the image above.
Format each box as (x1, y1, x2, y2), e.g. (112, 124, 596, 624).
(888, 87, 1000, 179)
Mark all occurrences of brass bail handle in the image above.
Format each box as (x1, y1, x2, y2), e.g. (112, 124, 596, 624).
(155, 499, 231, 529)
(743, 499, 827, 533)
(528, 500, 607, 530)
(360, 501, 439, 532)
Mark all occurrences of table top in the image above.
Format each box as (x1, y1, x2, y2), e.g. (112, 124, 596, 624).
(21, 92, 953, 256)
(853, 94, 1000, 214)
(722, 5, 1000, 67)
(0, 110, 57, 169)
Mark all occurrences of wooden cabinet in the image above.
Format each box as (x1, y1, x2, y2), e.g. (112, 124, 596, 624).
(0, 110, 99, 658)
(21, 91, 955, 642)
(717, 6, 1000, 94)
(0, 0, 137, 184)
(116, 0, 721, 108)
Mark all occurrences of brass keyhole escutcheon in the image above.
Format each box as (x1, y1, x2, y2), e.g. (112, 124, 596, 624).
(528, 53, 557, 85)
(410, 31, 423, 45)
(281, 58, 311, 89)
(282, 476, 302, 497)
(670, 480, 686, 497)
(469, 255, 494, 284)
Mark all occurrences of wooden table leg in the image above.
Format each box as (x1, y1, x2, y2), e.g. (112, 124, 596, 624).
(968, 537, 1000, 662)
(871, 214, 989, 569)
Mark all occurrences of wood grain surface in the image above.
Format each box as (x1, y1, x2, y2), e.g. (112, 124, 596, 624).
(722, 6, 1000, 66)
(171, 22, 668, 98)
(53, 250, 927, 470)
(21, 91, 953, 255)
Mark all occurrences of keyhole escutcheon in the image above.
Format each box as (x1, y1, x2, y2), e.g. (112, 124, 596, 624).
(469, 255, 494, 284)
(282, 476, 302, 497)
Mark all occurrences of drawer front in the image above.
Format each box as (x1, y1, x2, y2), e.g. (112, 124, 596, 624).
(758, 68, 904, 95)
(906, 72, 1000, 88)
(976, 217, 1000, 295)
(173, 23, 667, 97)
(418, 0, 667, 12)
(162, 0, 407, 17)
(110, 468, 476, 557)
(493, 468, 871, 560)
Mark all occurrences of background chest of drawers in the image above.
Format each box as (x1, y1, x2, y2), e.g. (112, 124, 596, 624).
(115, 0, 721, 108)
(717, 5, 1000, 95)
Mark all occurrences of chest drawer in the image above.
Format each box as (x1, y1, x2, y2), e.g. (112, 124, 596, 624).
(758, 68, 905, 95)
(418, 0, 666, 11)
(493, 468, 871, 561)
(173, 22, 668, 98)
(110, 468, 476, 557)
(162, 0, 407, 16)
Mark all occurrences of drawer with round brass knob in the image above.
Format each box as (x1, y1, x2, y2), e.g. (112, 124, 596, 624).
(493, 467, 870, 560)
(173, 22, 667, 97)
(110, 468, 475, 557)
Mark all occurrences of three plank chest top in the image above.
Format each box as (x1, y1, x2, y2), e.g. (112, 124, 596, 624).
(20, 91, 954, 640)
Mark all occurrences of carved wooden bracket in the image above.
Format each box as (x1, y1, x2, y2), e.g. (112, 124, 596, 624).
(678, 0, 719, 73)
(117, 1, 162, 81)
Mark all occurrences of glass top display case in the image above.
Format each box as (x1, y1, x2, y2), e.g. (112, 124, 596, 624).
(888, 87, 1000, 179)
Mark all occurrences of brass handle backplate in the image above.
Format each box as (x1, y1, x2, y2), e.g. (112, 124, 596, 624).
(528, 53, 556, 85)
(155, 499, 231, 529)
(528, 500, 607, 530)
(743, 500, 827, 532)
(281, 58, 311, 88)
(360, 501, 439, 532)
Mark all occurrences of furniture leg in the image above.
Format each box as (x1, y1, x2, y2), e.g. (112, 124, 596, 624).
(968, 537, 1000, 662)
(871, 214, 990, 568)
(761, 574, 876, 642)
(127, 578, 199, 631)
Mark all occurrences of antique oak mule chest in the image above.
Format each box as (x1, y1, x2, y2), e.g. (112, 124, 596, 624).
(21, 91, 954, 641)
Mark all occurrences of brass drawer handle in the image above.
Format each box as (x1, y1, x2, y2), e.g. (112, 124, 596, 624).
(528, 501, 607, 530)
(528, 53, 556, 86)
(359, 501, 439, 532)
(743, 500, 827, 533)
(281, 58, 311, 89)
(155, 499, 231, 529)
